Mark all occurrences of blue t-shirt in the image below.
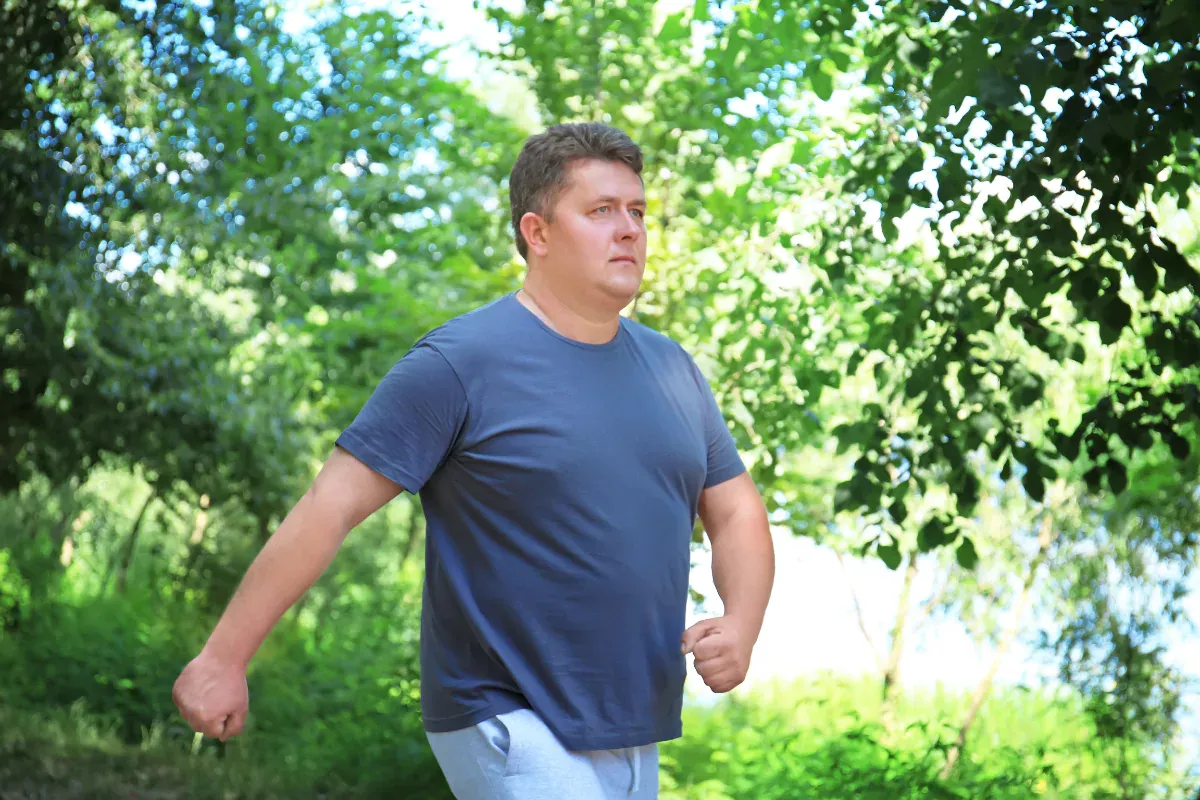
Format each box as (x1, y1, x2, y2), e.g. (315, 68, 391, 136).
(335, 291, 746, 750)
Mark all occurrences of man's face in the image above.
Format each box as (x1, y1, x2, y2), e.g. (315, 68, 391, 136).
(534, 158, 647, 307)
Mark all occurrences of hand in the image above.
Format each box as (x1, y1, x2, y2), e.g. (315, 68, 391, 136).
(172, 649, 249, 742)
(680, 615, 753, 694)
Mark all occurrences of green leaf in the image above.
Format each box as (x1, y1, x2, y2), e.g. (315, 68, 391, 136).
(1099, 296, 1133, 344)
(755, 139, 795, 178)
(917, 519, 947, 551)
(693, 0, 710, 22)
(878, 540, 902, 570)
(834, 481, 857, 513)
(1117, 419, 1143, 450)
(865, 55, 886, 86)
(657, 11, 688, 43)
(1161, 0, 1192, 30)
(790, 136, 815, 166)
(1022, 462, 1046, 502)
(1055, 428, 1081, 461)
(953, 470, 980, 514)
(1108, 111, 1136, 142)
(1013, 377, 1042, 409)
(1130, 252, 1158, 299)
(1154, 241, 1199, 294)
(1107, 458, 1129, 494)
(1163, 429, 1191, 460)
(811, 63, 835, 102)
(956, 537, 979, 570)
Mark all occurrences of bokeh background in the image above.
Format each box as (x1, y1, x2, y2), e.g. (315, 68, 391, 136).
(3, 0, 1200, 797)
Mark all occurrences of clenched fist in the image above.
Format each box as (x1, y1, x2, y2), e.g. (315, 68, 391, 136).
(680, 616, 753, 694)
(172, 649, 249, 742)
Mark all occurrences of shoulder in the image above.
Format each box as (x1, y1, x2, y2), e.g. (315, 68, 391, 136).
(622, 317, 691, 360)
(413, 293, 515, 366)
(622, 317, 708, 374)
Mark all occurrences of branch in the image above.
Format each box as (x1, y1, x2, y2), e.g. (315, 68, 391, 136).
(917, 566, 950, 621)
(940, 512, 1057, 779)
(836, 550, 884, 672)
(881, 550, 920, 734)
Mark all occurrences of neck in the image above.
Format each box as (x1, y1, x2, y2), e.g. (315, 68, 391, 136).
(517, 272, 624, 346)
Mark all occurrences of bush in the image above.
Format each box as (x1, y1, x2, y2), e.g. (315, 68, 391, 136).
(0, 581, 449, 797)
(0, 570, 1181, 798)
(659, 676, 1175, 799)
(0, 588, 206, 742)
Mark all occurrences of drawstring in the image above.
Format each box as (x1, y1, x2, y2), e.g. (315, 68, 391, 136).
(628, 747, 641, 795)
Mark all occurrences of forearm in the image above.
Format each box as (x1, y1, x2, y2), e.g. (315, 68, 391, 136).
(709, 509, 775, 640)
(203, 490, 350, 669)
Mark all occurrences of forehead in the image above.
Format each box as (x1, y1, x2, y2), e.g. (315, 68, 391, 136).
(560, 159, 645, 202)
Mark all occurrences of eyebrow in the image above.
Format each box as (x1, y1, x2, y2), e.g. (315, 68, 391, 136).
(591, 195, 647, 206)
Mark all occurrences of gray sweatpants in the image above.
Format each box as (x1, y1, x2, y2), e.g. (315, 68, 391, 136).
(426, 708, 659, 799)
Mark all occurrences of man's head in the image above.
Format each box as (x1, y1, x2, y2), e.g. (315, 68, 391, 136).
(509, 123, 647, 309)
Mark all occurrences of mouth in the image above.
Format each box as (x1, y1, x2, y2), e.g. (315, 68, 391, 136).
(609, 256, 638, 264)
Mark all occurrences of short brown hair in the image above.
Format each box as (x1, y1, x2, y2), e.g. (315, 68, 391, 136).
(508, 122, 644, 259)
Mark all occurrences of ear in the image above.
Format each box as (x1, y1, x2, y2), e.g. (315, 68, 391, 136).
(519, 211, 551, 258)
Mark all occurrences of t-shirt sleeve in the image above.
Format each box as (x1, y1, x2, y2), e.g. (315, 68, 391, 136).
(335, 342, 467, 494)
(687, 355, 747, 489)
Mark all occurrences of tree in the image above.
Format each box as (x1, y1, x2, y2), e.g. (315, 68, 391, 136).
(0, 0, 309, 522)
(823, 0, 1200, 559)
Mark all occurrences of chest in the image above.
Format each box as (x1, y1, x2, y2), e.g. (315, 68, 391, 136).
(453, 355, 709, 497)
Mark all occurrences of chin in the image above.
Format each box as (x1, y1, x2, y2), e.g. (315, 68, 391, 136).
(600, 277, 642, 306)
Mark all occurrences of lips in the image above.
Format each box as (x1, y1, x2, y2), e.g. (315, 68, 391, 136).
(610, 256, 638, 264)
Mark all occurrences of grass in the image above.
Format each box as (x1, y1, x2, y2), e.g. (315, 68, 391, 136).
(0, 702, 305, 799)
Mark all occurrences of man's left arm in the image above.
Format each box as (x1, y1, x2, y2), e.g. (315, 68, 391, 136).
(682, 471, 776, 693)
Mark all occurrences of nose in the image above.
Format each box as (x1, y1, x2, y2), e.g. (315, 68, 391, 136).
(615, 210, 640, 241)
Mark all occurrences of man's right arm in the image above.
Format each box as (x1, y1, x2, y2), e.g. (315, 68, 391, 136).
(175, 340, 468, 741)
(202, 445, 401, 667)
(172, 445, 401, 740)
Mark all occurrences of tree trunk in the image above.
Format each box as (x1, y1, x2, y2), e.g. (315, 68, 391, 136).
(940, 513, 1056, 779)
(46, 482, 79, 551)
(881, 550, 919, 733)
(115, 488, 156, 594)
(177, 496, 211, 588)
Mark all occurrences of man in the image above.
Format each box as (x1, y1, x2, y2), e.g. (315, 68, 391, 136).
(173, 122, 775, 799)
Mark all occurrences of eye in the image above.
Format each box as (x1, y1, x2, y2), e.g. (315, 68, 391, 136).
(595, 205, 610, 213)
(632, 208, 645, 219)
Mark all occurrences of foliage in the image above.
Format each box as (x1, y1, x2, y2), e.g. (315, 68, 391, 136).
(662, 677, 1182, 799)
(4, 0, 1200, 795)
(0, 0, 312, 525)
(822, 0, 1200, 552)
(2, 668, 1180, 798)
(0, 567, 443, 796)
(1, 0, 523, 526)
